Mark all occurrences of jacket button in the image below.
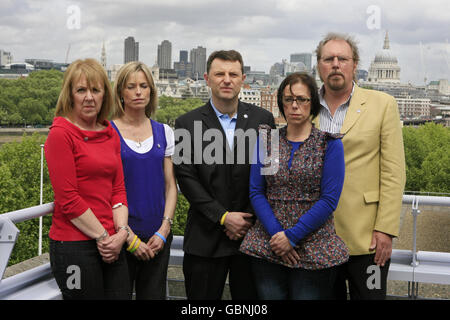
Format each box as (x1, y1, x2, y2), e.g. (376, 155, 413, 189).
(84, 137, 88, 141)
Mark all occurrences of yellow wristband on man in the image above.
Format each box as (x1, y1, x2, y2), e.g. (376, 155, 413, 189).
(220, 211, 229, 225)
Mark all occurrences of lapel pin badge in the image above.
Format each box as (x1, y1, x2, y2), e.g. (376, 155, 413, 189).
(157, 143, 161, 148)
(357, 109, 361, 113)
(244, 114, 248, 118)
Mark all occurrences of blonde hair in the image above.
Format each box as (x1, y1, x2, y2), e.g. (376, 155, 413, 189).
(112, 61, 158, 119)
(55, 58, 113, 123)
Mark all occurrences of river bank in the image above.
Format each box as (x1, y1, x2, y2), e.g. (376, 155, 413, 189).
(0, 128, 49, 145)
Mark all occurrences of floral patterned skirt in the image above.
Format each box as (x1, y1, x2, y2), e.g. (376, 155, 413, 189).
(240, 199, 349, 269)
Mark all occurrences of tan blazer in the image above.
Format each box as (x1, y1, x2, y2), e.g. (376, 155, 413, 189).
(313, 85, 406, 255)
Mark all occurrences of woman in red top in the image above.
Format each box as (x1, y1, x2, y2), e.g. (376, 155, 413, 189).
(45, 58, 131, 299)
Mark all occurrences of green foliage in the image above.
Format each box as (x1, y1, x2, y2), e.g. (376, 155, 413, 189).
(155, 96, 203, 127)
(403, 123, 450, 193)
(0, 133, 53, 265)
(172, 194, 189, 236)
(0, 70, 63, 126)
(0, 163, 26, 214)
(0, 132, 53, 206)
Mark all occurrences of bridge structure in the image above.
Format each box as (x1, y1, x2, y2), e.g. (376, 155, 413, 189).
(0, 195, 449, 300)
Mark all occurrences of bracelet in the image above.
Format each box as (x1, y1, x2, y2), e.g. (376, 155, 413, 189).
(126, 235, 138, 251)
(162, 216, 173, 226)
(129, 238, 141, 253)
(116, 225, 130, 237)
(155, 232, 166, 244)
(220, 211, 229, 226)
(95, 229, 108, 242)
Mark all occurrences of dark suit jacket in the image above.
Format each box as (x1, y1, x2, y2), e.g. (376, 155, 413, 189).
(174, 100, 275, 257)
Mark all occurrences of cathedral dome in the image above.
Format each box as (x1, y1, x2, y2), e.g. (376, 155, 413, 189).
(367, 31, 401, 83)
(374, 49, 398, 64)
(374, 31, 398, 63)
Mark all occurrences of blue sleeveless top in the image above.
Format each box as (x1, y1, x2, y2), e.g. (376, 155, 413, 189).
(111, 119, 167, 238)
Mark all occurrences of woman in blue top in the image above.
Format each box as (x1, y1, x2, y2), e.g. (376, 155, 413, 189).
(111, 61, 177, 299)
(240, 72, 349, 300)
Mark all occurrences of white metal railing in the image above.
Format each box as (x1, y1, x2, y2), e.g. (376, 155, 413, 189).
(402, 195, 450, 264)
(0, 195, 449, 300)
(389, 195, 450, 299)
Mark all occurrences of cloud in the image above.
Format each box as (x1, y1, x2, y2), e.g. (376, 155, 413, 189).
(0, 0, 448, 84)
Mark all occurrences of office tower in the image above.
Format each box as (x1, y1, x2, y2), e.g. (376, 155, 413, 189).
(157, 40, 172, 69)
(124, 36, 139, 63)
(174, 50, 193, 79)
(190, 46, 206, 80)
(290, 53, 312, 71)
(180, 50, 188, 63)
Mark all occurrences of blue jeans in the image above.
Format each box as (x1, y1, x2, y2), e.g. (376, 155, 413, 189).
(49, 238, 131, 300)
(251, 256, 338, 300)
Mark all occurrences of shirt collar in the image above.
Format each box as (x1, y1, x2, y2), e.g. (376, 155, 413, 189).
(210, 99, 238, 120)
(319, 81, 356, 109)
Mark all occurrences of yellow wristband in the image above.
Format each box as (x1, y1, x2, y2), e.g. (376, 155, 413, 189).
(130, 239, 141, 253)
(127, 235, 138, 251)
(220, 211, 229, 226)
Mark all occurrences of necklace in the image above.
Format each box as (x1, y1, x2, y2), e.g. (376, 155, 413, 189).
(116, 117, 151, 148)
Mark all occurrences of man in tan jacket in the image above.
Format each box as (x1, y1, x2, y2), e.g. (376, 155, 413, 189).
(313, 33, 406, 299)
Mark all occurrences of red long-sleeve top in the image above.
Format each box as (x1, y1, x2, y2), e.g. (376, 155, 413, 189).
(45, 117, 128, 241)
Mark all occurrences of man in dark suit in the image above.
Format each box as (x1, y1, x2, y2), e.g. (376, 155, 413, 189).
(174, 50, 275, 300)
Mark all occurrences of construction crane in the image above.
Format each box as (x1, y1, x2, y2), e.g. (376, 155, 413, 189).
(65, 44, 71, 64)
(419, 41, 427, 85)
(444, 39, 450, 73)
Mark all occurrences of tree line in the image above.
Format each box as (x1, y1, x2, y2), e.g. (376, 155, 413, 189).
(402, 123, 450, 193)
(0, 70, 63, 126)
(0, 69, 204, 127)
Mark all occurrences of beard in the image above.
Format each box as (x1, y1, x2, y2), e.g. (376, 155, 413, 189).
(326, 72, 347, 91)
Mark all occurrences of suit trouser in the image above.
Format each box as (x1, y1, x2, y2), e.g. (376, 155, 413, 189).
(334, 253, 391, 300)
(183, 252, 258, 300)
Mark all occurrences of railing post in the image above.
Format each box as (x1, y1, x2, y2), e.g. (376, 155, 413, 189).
(409, 196, 421, 299)
(0, 218, 20, 280)
(411, 196, 421, 267)
(38, 144, 44, 256)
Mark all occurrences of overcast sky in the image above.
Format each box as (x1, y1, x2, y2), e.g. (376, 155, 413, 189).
(1, 0, 449, 85)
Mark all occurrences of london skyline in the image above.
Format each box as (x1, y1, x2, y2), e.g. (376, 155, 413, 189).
(0, 0, 449, 85)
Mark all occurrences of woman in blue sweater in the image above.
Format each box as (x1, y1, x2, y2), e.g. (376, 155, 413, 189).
(240, 72, 349, 300)
(111, 62, 177, 299)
